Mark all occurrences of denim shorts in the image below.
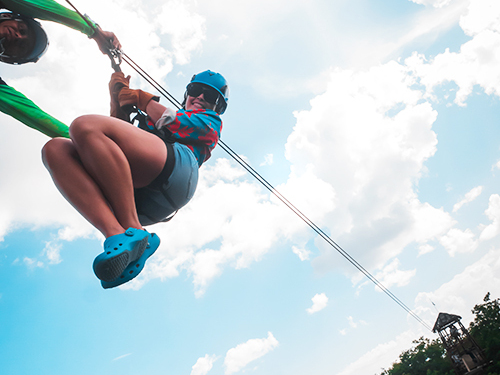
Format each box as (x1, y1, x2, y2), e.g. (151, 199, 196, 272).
(135, 143, 199, 226)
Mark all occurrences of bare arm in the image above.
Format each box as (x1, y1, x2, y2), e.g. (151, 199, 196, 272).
(145, 100, 169, 124)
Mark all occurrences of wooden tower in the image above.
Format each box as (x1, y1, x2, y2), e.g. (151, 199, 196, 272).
(433, 312, 488, 375)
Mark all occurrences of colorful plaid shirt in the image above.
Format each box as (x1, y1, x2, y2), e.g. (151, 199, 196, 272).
(144, 108, 222, 167)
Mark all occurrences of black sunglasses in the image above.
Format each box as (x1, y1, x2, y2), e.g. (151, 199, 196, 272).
(186, 83, 220, 104)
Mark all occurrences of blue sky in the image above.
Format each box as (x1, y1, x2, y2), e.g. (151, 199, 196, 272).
(2, 0, 500, 374)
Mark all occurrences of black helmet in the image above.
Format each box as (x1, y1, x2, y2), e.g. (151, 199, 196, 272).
(0, 12, 48, 64)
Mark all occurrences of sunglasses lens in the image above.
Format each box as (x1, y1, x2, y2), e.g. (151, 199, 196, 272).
(203, 90, 218, 104)
(187, 83, 219, 104)
(187, 83, 202, 97)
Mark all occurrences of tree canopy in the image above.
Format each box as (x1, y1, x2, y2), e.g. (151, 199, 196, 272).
(379, 293, 500, 375)
(469, 293, 500, 374)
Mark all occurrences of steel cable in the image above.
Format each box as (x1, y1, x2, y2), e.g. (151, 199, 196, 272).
(65, 0, 432, 331)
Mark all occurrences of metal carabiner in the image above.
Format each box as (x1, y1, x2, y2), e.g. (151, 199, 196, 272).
(107, 48, 122, 72)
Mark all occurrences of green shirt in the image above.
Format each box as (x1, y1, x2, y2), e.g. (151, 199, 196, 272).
(0, 0, 98, 138)
(0, 84, 70, 138)
(1, 0, 96, 36)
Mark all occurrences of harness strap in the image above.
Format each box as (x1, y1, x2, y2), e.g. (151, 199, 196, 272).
(140, 209, 177, 224)
(148, 142, 175, 190)
(132, 110, 181, 224)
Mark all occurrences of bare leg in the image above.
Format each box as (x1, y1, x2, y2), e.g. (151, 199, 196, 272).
(42, 138, 126, 237)
(42, 115, 167, 238)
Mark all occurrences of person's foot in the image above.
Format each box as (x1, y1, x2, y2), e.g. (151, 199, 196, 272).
(93, 228, 149, 282)
(101, 233, 160, 289)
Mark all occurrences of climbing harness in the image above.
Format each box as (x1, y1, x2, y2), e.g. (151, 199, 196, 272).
(65, 0, 432, 331)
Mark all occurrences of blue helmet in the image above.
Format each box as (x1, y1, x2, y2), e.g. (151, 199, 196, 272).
(187, 70, 229, 114)
(0, 12, 48, 64)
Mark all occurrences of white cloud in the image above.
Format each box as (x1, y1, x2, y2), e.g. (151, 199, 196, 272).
(191, 354, 217, 375)
(306, 293, 329, 314)
(289, 62, 453, 276)
(374, 259, 416, 289)
(42, 241, 62, 265)
(405, 0, 500, 106)
(0, 0, 172, 246)
(418, 243, 435, 256)
(459, 0, 500, 36)
(19, 241, 64, 269)
(414, 247, 500, 327)
(337, 246, 500, 375)
(224, 332, 278, 375)
(260, 154, 274, 166)
(284, 0, 500, 280)
(452, 186, 483, 212)
(439, 227, 478, 256)
(133, 157, 336, 296)
(335, 329, 424, 375)
(409, 0, 453, 8)
(0, 0, 498, 304)
(344, 0, 468, 69)
(155, 0, 206, 65)
(341, 316, 369, 334)
(2, 2, 500, 375)
(479, 194, 500, 241)
(113, 353, 132, 361)
(339, 316, 368, 336)
(292, 246, 311, 261)
(5, 37, 457, 297)
(23, 257, 43, 269)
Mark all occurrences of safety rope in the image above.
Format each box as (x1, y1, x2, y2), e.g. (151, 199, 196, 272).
(65, 0, 432, 331)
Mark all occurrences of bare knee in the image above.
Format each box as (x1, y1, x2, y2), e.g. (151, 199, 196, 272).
(69, 114, 103, 141)
(42, 138, 75, 170)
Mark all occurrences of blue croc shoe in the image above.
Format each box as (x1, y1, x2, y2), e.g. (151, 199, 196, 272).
(101, 233, 160, 289)
(93, 228, 149, 282)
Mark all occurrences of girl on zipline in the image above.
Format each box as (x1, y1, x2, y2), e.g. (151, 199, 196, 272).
(42, 70, 229, 289)
(0, 0, 120, 138)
